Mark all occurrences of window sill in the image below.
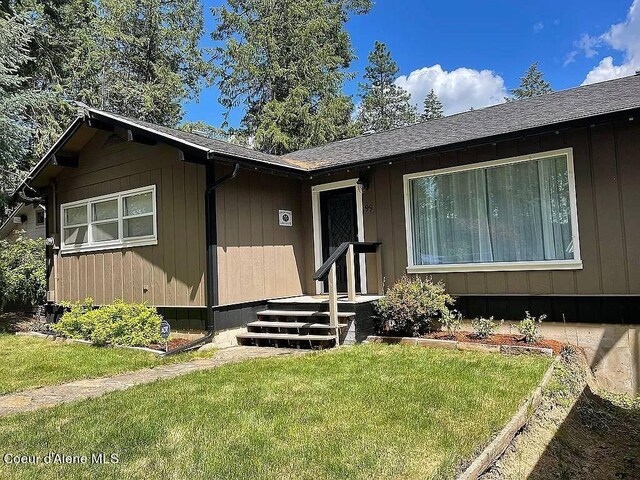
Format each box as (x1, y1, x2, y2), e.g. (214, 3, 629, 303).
(406, 260, 583, 274)
(60, 238, 158, 256)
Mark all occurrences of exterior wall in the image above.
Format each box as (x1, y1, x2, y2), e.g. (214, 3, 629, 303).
(0, 205, 45, 242)
(51, 130, 207, 307)
(302, 119, 640, 299)
(215, 166, 305, 304)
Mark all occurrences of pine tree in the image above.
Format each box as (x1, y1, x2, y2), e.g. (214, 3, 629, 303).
(356, 41, 417, 133)
(211, 0, 372, 154)
(0, 12, 42, 218)
(510, 62, 553, 100)
(421, 89, 444, 120)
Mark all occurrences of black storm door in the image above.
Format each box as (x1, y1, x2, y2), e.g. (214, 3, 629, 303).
(320, 187, 361, 292)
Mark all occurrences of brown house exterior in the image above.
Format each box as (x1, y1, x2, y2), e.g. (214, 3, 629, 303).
(13, 74, 640, 333)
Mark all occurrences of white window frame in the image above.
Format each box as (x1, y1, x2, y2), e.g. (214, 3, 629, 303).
(60, 185, 157, 254)
(403, 148, 582, 273)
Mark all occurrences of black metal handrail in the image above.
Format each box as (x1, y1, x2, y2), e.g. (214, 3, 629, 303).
(313, 241, 381, 282)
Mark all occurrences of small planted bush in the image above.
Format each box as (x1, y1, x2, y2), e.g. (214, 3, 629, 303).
(441, 309, 463, 338)
(374, 275, 454, 337)
(516, 311, 546, 343)
(471, 316, 503, 339)
(0, 235, 46, 311)
(52, 298, 163, 347)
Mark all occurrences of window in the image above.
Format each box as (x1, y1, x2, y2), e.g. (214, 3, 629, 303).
(60, 186, 157, 253)
(403, 149, 581, 272)
(36, 210, 45, 226)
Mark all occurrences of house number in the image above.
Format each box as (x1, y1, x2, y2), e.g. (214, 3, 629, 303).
(364, 204, 374, 213)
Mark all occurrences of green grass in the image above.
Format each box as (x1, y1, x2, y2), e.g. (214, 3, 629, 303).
(0, 344, 551, 479)
(0, 333, 211, 394)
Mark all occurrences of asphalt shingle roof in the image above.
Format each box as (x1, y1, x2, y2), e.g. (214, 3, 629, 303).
(283, 74, 640, 170)
(88, 74, 640, 173)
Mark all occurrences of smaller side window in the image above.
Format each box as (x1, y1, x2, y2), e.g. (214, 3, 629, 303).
(36, 210, 45, 226)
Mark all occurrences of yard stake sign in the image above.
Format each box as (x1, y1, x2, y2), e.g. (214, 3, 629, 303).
(160, 319, 171, 352)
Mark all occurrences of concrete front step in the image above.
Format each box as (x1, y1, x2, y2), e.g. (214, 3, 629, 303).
(247, 321, 348, 329)
(257, 310, 355, 318)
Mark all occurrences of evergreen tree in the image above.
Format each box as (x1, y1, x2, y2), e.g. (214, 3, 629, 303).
(0, 12, 41, 218)
(510, 62, 553, 100)
(421, 89, 444, 120)
(211, 0, 371, 154)
(357, 41, 416, 133)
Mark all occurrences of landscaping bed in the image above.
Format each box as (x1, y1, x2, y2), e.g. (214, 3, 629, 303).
(423, 331, 564, 355)
(0, 344, 552, 479)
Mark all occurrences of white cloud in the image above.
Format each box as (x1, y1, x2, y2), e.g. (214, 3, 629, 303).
(395, 65, 507, 116)
(533, 22, 544, 34)
(582, 0, 640, 84)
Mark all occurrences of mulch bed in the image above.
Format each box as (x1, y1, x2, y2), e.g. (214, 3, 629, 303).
(149, 337, 193, 352)
(423, 331, 565, 355)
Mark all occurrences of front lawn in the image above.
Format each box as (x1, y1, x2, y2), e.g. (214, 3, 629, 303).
(0, 334, 209, 394)
(0, 344, 551, 479)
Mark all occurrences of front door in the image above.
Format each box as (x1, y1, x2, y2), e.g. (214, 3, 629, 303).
(320, 187, 361, 293)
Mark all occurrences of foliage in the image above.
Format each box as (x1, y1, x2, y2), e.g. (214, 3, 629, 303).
(515, 311, 546, 343)
(373, 275, 454, 336)
(210, 0, 371, 154)
(0, 12, 43, 218)
(441, 309, 463, 337)
(471, 316, 503, 339)
(510, 62, 553, 100)
(356, 41, 417, 133)
(52, 298, 164, 347)
(421, 89, 444, 120)
(0, 234, 46, 310)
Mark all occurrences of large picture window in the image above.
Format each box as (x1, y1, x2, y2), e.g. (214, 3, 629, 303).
(404, 149, 581, 272)
(61, 185, 157, 253)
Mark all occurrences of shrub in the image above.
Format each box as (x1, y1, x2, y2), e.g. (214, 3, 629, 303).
(441, 309, 463, 338)
(516, 311, 546, 343)
(471, 316, 503, 339)
(0, 234, 46, 311)
(52, 298, 163, 347)
(374, 275, 454, 337)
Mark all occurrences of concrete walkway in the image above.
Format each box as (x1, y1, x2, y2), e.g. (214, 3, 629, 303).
(0, 346, 301, 417)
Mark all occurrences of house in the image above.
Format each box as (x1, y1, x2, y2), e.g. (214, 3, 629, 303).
(11, 74, 640, 350)
(0, 203, 46, 242)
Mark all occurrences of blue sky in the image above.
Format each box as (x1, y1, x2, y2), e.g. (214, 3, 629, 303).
(185, 0, 639, 126)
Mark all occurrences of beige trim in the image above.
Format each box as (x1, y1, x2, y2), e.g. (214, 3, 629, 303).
(311, 178, 366, 294)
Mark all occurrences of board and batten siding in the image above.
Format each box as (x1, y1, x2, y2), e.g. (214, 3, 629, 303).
(52, 130, 207, 307)
(215, 166, 305, 305)
(302, 119, 640, 297)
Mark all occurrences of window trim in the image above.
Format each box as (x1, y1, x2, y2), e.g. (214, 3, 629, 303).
(403, 148, 582, 273)
(60, 185, 157, 254)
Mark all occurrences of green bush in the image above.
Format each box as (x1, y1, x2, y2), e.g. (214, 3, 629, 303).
(0, 234, 46, 311)
(52, 298, 164, 347)
(471, 316, 503, 339)
(374, 275, 454, 337)
(516, 311, 546, 343)
(441, 309, 463, 338)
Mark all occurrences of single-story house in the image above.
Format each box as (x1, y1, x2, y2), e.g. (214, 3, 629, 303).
(0, 203, 46, 242)
(12, 74, 640, 348)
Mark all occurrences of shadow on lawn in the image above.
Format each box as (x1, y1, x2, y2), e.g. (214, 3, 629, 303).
(527, 385, 640, 480)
